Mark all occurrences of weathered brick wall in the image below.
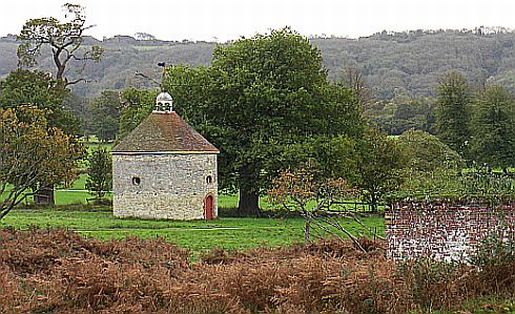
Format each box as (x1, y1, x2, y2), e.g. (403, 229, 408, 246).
(385, 204, 515, 262)
(112, 153, 218, 220)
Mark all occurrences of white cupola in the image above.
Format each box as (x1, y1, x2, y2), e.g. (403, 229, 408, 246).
(154, 92, 173, 113)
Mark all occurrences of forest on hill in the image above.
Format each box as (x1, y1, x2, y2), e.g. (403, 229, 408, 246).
(1, 28, 514, 101)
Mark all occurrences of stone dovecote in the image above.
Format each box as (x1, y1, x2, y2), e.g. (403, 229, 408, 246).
(112, 92, 219, 220)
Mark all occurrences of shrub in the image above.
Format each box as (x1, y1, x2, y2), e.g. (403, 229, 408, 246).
(470, 233, 515, 295)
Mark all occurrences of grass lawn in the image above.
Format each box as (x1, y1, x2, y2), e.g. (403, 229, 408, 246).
(11, 175, 246, 208)
(2, 140, 385, 256)
(52, 188, 247, 208)
(1, 208, 385, 255)
(86, 142, 113, 152)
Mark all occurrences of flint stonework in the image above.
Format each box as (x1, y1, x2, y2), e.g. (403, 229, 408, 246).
(112, 153, 218, 220)
(112, 93, 220, 220)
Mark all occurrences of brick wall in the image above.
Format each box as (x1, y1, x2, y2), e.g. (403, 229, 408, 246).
(385, 203, 515, 262)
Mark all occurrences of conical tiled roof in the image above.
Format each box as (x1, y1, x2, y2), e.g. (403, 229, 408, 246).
(113, 112, 219, 153)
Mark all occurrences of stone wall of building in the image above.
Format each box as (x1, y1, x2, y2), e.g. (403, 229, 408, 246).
(112, 153, 218, 220)
(385, 204, 515, 262)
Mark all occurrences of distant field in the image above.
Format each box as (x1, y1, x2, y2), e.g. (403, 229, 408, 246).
(4, 141, 377, 210)
(0, 208, 385, 255)
(85, 142, 113, 153)
(2, 139, 384, 257)
(53, 177, 248, 208)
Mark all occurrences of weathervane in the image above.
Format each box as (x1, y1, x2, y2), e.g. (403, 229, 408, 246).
(134, 61, 167, 89)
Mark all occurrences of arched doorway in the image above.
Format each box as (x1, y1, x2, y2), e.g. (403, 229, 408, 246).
(204, 195, 214, 220)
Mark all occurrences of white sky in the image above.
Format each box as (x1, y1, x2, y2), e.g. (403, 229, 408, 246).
(1, 0, 514, 42)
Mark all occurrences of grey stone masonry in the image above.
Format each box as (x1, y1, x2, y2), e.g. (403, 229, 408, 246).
(112, 153, 218, 220)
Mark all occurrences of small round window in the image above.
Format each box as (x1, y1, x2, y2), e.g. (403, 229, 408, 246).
(132, 177, 141, 186)
(206, 176, 213, 184)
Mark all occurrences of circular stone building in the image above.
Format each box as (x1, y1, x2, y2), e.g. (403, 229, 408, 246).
(112, 92, 219, 220)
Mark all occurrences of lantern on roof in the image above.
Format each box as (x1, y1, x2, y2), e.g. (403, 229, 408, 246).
(154, 92, 173, 112)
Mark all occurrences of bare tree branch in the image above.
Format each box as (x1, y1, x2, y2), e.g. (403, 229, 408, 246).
(16, 3, 103, 83)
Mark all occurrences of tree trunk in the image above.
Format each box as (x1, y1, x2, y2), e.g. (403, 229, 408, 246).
(370, 193, 378, 213)
(304, 220, 311, 243)
(34, 186, 55, 206)
(238, 187, 260, 217)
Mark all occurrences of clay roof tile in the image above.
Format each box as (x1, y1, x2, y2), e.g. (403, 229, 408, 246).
(112, 112, 219, 153)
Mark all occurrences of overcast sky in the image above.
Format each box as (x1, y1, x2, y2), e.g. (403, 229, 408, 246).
(1, 0, 514, 42)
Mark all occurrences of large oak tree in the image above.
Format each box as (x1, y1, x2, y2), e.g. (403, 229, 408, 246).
(163, 28, 363, 216)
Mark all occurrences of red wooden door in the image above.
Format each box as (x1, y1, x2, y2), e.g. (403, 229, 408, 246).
(204, 195, 214, 220)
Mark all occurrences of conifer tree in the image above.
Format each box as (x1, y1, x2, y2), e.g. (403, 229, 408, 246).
(435, 72, 472, 158)
(86, 148, 112, 202)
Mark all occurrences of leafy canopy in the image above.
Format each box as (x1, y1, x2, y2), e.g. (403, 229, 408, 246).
(117, 88, 159, 141)
(0, 69, 78, 135)
(435, 71, 471, 157)
(163, 28, 363, 215)
(0, 106, 84, 220)
(470, 85, 515, 169)
(349, 128, 405, 211)
(397, 129, 464, 172)
(88, 91, 121, 142)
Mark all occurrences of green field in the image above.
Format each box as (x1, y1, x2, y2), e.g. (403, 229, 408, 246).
(1, 208, 384, 254)
(44, 181, 259, 208)
(2, 140, 384, 256)
(85, 141, 113, 152)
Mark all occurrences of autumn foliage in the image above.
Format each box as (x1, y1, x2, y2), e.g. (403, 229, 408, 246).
(1, 228, 513, 313)
(268, 165, 356, 215)
(0, 106, 84, 219)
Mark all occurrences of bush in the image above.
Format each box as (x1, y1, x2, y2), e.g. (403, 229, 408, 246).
(470, 233, 515, 294)
(400, 259, 469, 309)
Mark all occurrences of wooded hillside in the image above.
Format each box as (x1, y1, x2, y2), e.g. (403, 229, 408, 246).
(0, 28, 513, 100)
